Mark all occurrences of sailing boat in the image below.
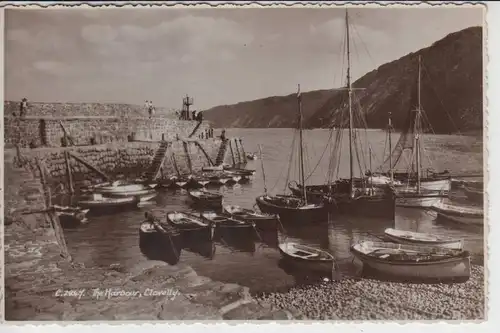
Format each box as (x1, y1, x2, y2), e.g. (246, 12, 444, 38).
(375, 57, 452, 193)
(376, 57, 449, 208)
(256, 85, 326, 223)
(289, 10, 396, 219)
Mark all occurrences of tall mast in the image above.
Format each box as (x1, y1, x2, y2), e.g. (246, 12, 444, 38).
(297, 84, 307, 204)
(415, 55, 422, 193)
(388, 112, 393, 183)
(346, 9, 354, 198)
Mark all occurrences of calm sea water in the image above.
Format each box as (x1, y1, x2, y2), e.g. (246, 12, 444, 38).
(63, 128, 484, 294)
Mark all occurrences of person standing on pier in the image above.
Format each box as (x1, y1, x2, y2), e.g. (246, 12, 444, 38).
(19, 98, 28, 118)
(192, 110, 197, 121)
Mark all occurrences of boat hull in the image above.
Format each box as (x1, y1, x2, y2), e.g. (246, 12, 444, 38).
(436, 212, 483, 226)
(395, 194, 444, 208)
(384, 229, 463, 250)
(352, 253, 471, 282)
(139, 223, 183, 265)
(328, 195, 396, 219)
(278, 245, 334, 275)
(395, 179, 451, 192)
(432, 203, 484, 226)
(255, 196, 327, 223)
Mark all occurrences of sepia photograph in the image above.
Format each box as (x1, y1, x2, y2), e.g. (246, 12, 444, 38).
(2, 1, 487, 323)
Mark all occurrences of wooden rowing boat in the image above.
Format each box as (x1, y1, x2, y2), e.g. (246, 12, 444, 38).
(384, 228, 464, 250)
(93, 180, 157, 195)
(431, 202, 483, 226)
(278, 242, 335, 274)
(201, 211, 254, 228)
(223, 205, 278, 231)
(188, 190, 223, 208)
(350, 241, 471, 282)
(139, 215, 182, 265)
(166, 211, 214, 240)
(78, 192, 157, 210)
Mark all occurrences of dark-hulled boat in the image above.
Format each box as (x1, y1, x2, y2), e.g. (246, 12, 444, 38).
(166, 211, 215, 240)
(139, 213, 182, 265)
(255, 84, 327, 224)
(256, 195, 326, 223)
(188, 190, 223, 208)
(287, 11, 396, 219)
(54, 205, 89, 228)
(223, 204, 278, 231)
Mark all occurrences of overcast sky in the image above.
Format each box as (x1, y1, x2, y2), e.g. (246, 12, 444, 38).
(4, 5, 483, 110)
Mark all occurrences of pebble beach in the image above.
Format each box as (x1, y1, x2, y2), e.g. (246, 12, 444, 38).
(256, 265, 485, 320)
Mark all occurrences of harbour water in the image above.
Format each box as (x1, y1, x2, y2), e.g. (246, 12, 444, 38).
(62, 128, 484, 294)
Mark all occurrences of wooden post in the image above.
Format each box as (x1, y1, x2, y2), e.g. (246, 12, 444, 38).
(64, 150, 74, 194)
(171, 151, 181, 176)
(68, 152, 111, 182)
(36, 158, 71, 261)
(228, 139, 236, 166)
(193, 141, 214, 166)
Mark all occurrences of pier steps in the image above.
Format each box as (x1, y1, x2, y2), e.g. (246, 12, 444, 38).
(145, 141, 170, 181)
(215, 139, 229, 166)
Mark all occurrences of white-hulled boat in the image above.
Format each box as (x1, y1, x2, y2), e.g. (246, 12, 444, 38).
(384, 228, 464, 250)
(202, 165, 224, 172)
(93, 180, 157, 195)
(78, 192, 157, 209)
(431, 202, 483, 226)
(279, 242, 335, 274)
(395, 189, 446, 208)
(350, 241, 471, 281)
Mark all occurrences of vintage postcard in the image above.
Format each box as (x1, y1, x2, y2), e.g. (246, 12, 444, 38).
(0, 0, 491, 328)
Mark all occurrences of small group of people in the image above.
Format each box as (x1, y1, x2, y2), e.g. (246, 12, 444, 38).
(198, 127, 214, 139)
(12, 98, 28, 117)
(178, 109, 203, 122)
(144, 100, 155, 119)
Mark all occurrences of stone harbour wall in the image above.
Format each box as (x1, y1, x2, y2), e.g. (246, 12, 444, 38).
(4, 116, 211, 148)
(4, 100, 175, 118)
(5, 137, 246, 194)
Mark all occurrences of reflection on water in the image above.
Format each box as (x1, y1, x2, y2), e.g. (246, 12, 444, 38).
(62, 129, 484, 293)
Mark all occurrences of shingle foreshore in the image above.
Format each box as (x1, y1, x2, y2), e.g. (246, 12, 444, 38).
(256, 265, 485, 320)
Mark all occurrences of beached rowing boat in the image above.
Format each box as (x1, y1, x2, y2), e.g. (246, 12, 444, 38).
(384, 228, 463, 250)
(166, 211, 214, 240)
(278, 242, 335, 274)
(431, 202, 483, 226)
(350, 241, 471, 282)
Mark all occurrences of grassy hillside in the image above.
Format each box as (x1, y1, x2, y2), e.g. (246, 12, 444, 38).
(204, 26, 482, 134)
